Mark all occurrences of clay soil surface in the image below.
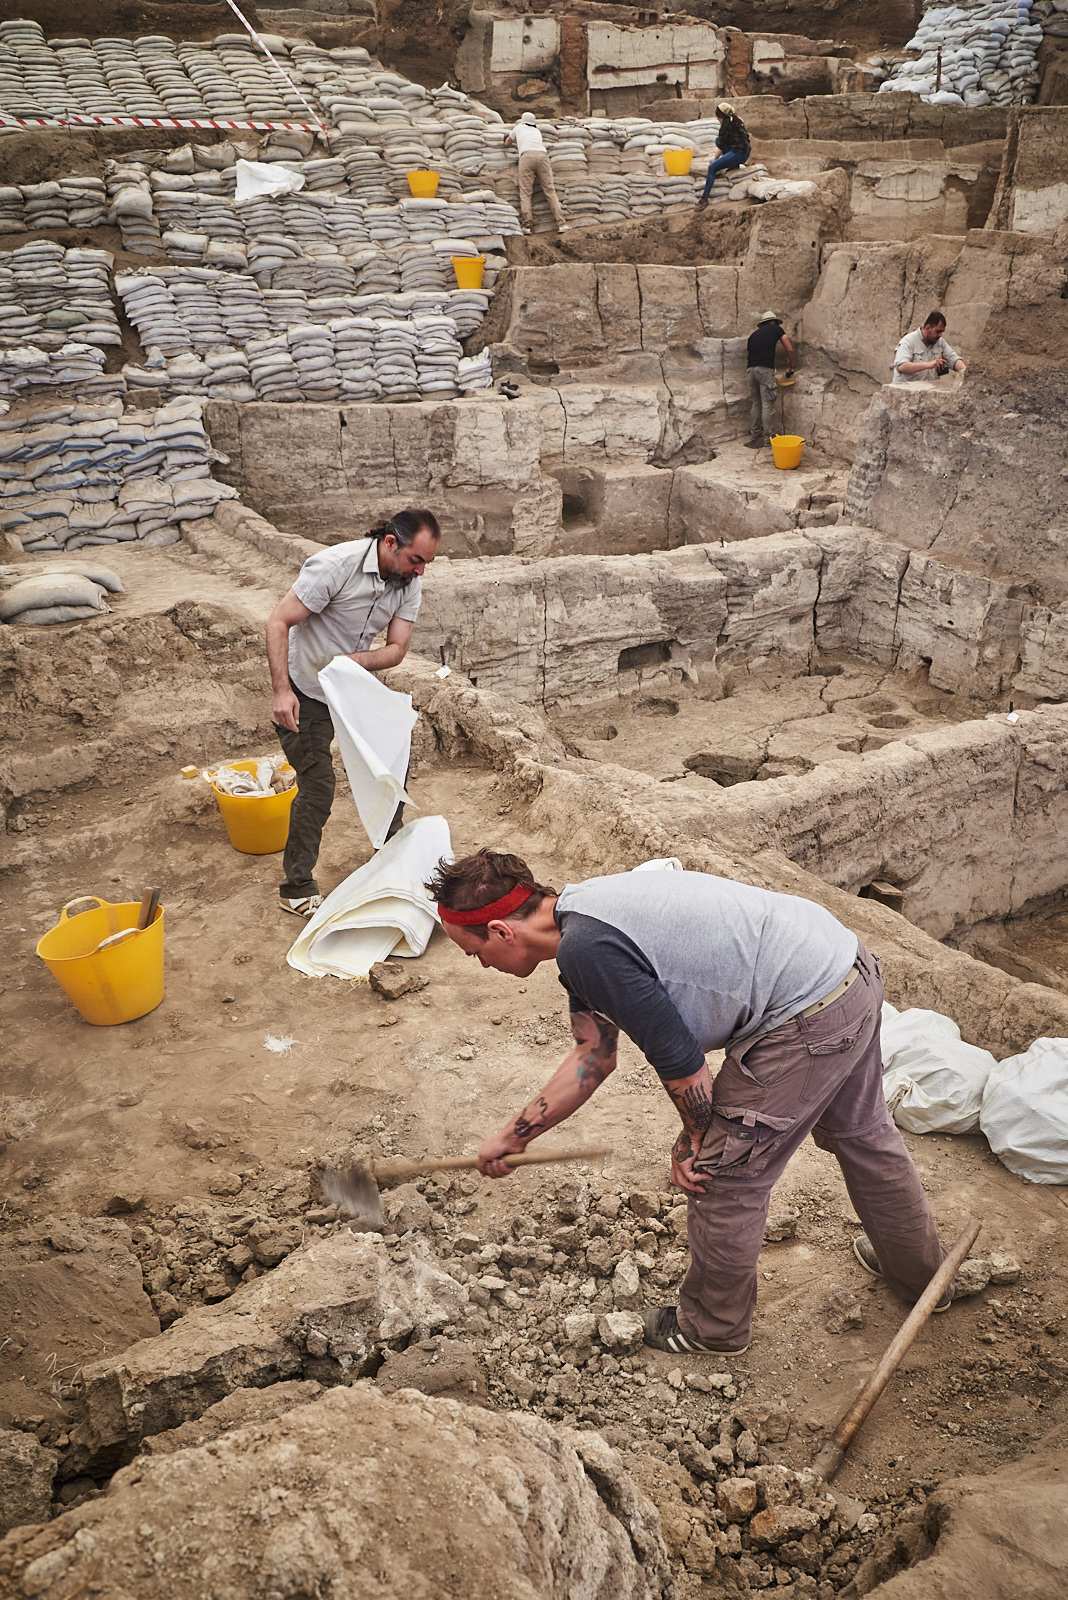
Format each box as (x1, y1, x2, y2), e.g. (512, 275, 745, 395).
(3, 658, 1068, 1524)
(551, 661, 973, 785)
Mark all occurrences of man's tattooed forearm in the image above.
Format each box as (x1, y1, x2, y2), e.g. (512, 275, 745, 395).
(672, 1129, 694, 1163)
(667, 1078, 714, 1132)
(571, 1010, 619, 1089)
(513, 1096, 550, 1140)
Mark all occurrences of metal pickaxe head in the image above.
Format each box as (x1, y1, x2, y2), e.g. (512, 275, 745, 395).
(322, 1163, 384, 1230)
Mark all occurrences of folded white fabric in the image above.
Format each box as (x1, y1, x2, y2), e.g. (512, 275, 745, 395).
(234, 159, 307, 204)
(211, 753, 293, 796)
(318, 655, 418, 849)
(287, 813, 452, 982)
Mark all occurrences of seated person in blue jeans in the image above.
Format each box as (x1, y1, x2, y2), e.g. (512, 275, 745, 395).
(698, 102, 751, 203)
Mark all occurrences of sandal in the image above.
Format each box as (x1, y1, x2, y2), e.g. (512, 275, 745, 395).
(280, 894, 323, 918)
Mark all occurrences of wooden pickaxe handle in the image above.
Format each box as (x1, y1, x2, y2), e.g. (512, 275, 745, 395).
(812, 1217, 983, 1482)
(373, 1146, 610, 1182)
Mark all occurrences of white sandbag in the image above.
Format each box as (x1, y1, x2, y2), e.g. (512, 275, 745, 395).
(880, 1007, 996, 1133)
(234, 159, 307, 204)
(287, 814, 451, 981)
(109, 184, 154, 221)
(0, 563, 123, 594)
(318, 655, 418, 849)
(11, 604, 106, 625)
(0, 572, 108, 621)
(980, 1038, 1068, 1183)
(631, 857, 684, 872)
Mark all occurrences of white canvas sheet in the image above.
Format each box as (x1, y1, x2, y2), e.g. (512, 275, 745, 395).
(286, 814, 451, 982)
(318, 655, 418, 849)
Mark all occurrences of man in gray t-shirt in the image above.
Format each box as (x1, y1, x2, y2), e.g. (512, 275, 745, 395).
(891, 310, 966, 384)
(266, 509, 439, 916)
(427, 851, 948, 1356)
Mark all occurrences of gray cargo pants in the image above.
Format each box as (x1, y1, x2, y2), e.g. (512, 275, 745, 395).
(748, 364, 777, 443)
(679, 943, 947, 1350)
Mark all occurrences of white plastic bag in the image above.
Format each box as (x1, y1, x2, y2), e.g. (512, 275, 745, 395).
(980, 1038, 1068, 1183)
(880, 1007, 996, 1134)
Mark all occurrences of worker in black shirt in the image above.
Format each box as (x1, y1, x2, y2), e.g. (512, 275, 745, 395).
(697, 102, 751, 203)
(745, 311, 795, 450)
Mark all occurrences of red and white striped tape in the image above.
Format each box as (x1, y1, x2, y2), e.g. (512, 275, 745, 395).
(0, 112, 321, 133)
(0, 0, 327, 137)
(222, 0, 325, 131)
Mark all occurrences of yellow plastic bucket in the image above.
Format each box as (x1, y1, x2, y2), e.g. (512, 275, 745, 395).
(770, 434, 804, 470)
(37, 896, 165, 1026)
(663, 148, 694, 175)
(407, 170, 439, 197)
(451, 254, 485, 290)
(210, 760, 296, 854)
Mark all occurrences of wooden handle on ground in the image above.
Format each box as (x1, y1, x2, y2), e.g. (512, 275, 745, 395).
(812, 1217, 983, 1482)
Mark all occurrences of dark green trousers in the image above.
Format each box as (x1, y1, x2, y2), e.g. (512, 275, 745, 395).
(274, 680, 405, 901)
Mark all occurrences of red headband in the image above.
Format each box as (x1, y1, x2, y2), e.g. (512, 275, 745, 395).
(438, 883, 533, 927)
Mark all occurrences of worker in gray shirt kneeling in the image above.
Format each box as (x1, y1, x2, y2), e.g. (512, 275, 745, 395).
(427, 851, 951, 1355)
(892, 310, 966, 384)
(266, 509, 440, 918)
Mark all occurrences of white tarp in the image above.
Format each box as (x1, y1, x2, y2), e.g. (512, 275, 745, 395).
(234, 158, 307, 204)
(880, 1006, 996, 1134)
(286, 814, 451, 982)
(318, 655, 418, 849)
(980, 1038, 1068, 1183)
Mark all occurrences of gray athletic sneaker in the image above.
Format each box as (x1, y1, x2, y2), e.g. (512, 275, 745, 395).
(642, 1306, 749, 1355)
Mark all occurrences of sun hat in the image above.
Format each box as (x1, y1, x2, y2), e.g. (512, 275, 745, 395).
(520, 111, 536, 124)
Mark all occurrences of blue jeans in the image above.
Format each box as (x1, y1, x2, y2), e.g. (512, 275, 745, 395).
(701, 149, 744, 199)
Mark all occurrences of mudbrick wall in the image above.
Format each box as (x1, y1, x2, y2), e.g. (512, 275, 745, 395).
(204, 396, 561, 558)
(843, 385, 1068, 599)
(987, 104, 1068, 234)
(414, 529, 1068, 707)
(636, 704, 1068, 941)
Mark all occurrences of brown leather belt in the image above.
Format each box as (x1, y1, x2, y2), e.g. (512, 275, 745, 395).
(797, 961, 860, 1020)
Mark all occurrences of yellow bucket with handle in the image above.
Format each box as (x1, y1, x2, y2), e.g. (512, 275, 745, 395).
(451, 255, 486, 290)
(771, 434, 804, 469)
(209, 760, 296, 854)
(663, 148, 694, 175)
(36, 896, 165, 1025)
(407, 170, 439, 197)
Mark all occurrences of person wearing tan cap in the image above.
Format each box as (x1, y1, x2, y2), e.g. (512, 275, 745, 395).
(745, 310, 795, 449)
(697, 101, 751, 204)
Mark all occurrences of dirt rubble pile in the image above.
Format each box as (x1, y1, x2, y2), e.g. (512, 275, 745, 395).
(0, 1385, 675, 1600)
(0, 1163, 1042, 1598)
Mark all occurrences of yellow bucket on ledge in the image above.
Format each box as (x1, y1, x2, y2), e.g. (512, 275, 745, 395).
(771, 434, 804, 470)
(663, 148, 694, 175)
(210, 760, 296, 854)
(407, 170, 439, 197)
(452, 255, 485, 290)
(37, 896, 165, 1026)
